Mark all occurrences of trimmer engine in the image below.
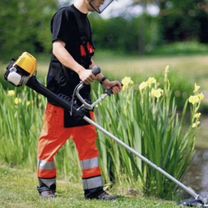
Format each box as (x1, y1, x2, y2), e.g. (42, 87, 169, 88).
(4, 52, 37, 86)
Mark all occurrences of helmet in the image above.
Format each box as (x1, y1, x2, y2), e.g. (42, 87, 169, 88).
(89, 0, 114, 13)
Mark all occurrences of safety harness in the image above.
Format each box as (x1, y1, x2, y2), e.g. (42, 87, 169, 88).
(72, 9, 95, 68)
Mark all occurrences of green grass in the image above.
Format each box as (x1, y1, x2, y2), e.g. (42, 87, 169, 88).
(0, 164, 180, 208)
(149, 42, 208, 56)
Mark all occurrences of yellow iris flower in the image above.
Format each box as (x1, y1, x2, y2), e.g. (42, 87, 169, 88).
(121, 77, 134, 90)
(189, 93, 204, 105)
(193, 83, 200, 93)
(147, 77, 156, 87)
(7, 90, 16, 97)
(139, 81, 148, 92)
(192, 121, 200, 128)
(151, 88, 164, 99)
(194, 112, 201, 119)
(14, 98, 22, 105)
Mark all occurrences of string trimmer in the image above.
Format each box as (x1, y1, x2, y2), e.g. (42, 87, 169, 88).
(4, 52, 208, 207)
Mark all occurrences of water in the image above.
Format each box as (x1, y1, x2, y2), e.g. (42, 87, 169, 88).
(183, 149, 208, 197)
(179, 116, 208, 200)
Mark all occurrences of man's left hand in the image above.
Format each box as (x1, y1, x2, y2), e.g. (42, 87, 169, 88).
(102, 80, 122, 94)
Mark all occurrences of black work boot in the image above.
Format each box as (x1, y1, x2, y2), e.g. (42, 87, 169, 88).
(37, 183, 56, 199)
(96, 190, 117, 200)
(85, 187, 117, 201)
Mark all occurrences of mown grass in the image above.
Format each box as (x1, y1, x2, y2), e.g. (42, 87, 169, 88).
(0, 164, 180, 208)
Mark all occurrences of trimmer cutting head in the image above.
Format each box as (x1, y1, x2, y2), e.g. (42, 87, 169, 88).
(180, 195, 208, 207)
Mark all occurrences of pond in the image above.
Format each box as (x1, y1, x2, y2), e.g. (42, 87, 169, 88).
(183, 149, 208, 195)
(182, 117, 208, 197)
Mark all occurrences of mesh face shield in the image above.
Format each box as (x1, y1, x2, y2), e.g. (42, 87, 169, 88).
(89, 0, 114, 13)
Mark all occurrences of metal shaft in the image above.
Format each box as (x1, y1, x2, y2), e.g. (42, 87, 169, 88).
(83, 115, 199, 199)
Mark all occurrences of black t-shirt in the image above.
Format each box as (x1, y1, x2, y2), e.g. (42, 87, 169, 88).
(47, 5, 95, 127)
(47, 4, 94, 104)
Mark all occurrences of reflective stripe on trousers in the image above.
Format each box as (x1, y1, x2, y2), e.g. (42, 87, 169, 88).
(80, 157, 99, 170)
(38, 160, 56, 170)
(80, 157, 102, 189)
(37, 159, 56, 179)
(83, 176, 104, 190)
(80, 157, 101, 179)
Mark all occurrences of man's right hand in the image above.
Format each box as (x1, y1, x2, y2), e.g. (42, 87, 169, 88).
(78, 68, 96, 85)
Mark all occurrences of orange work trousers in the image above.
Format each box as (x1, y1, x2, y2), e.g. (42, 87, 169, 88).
(37, 103, 103, 191)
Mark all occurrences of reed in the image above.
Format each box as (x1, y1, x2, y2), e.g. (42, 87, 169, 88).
(94, 67, 203, 199)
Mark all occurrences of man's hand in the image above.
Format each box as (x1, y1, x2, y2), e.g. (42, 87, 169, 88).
(78, 69, 96, 85)
(102, 79, 122, 94)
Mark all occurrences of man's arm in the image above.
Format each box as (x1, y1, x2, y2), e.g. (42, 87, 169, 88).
(53, 41, 96, 84)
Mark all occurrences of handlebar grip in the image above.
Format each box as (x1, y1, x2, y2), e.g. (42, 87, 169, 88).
(106, 89, 113, 96)
(106, 81, 123, 96)
(92, 67, 101, 76)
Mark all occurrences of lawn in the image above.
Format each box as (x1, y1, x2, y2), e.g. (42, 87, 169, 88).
(0, 164, 180, 208)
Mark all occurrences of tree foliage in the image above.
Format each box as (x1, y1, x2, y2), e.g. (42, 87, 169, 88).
(131, 0, 208, 44)
(0, 0, 58, 60)
(0, 0, 208, 60)
(90, 15, 159, 54)
(158, 0, 208, 43)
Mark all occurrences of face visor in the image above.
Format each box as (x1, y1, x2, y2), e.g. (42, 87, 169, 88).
(89, 0, 114, 13)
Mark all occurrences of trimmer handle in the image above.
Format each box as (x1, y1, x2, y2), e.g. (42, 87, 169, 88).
(76, 67, 110, 110)
(93, 67, 114, 96)
(104, 81, 123, 96)
(91, 67, 101, 76)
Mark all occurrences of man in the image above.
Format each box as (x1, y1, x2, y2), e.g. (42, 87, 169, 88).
(37, 0, 122, 200)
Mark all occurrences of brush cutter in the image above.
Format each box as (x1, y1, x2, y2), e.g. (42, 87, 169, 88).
(4, 52, 208, 207)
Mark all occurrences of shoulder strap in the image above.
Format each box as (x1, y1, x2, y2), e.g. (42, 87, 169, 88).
(71, 8, 94, 68)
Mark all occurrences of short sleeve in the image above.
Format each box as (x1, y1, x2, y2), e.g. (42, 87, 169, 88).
(51, 9, 70, 43)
